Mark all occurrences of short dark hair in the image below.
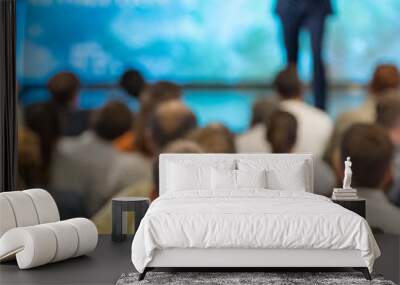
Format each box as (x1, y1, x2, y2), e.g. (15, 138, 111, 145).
(47, 71, 80, 107)
(92, 101, 133, 141)
(273, 66, 302, 99)
(340, 124, 394, 188)
(150, 100, 197, 150)
(370, 64, 400, 95)
(266, 110, 297, 153)
(119, 69, 146, 98)
(376, 94, 400, 129)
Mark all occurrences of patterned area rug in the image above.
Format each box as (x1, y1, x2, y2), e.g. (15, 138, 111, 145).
(116, 272, 395, 285)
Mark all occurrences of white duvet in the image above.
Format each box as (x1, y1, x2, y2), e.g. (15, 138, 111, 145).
(131, 190, 380, 273)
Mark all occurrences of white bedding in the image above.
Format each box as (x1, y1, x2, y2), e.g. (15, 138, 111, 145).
(131, 190, 380, 273)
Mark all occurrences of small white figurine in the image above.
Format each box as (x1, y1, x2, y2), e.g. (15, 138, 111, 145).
(343, 157, 352, 189)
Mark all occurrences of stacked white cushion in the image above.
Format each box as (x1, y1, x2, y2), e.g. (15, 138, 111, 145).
(0, 196, 17, 237)
(168, 163, 211, 191)
(1, 191, 40, 227)
(166, 160, 235, 192)
(0, 189, 98, 269)
(0, 189, 60, 237)
(24, 188, 60, 224)
(212, 169, 237, 190)
(0, 218, 98, 269)
(211, 169, 268, 190)
(236, 169, 267, 189)
(238, 159, 309, 191)
(65, 218, 98, 257)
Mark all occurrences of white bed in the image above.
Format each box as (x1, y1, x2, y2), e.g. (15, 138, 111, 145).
(131, 154, 380, 280)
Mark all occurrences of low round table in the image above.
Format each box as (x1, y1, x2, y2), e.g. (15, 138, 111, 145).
(112, 197, 150, 242)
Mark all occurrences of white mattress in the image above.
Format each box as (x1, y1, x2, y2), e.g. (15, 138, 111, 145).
(131, 190, 380, 273)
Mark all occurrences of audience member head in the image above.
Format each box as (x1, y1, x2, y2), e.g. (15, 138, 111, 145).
(139, 81, 182, 110)
(273, 66, 303, 100)
(266, 110, 297, 153)
(186, 123, 236, 153)
(149, 100, 197, 153)
(151, 139, 203, 200)
(91, 101, 133, 141)
(369, 64, 400, 96)
(24, 102, 61, 183)
(250, 97, 279, 127)
(340, 124, 394, 190)
(119, 69, 146, 99)
(376, 93, 400, 145)
(135, 81, 183, 155)
(47, 71, 80, 109)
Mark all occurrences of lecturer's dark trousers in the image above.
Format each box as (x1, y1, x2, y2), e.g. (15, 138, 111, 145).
(279, 13, 327, 110)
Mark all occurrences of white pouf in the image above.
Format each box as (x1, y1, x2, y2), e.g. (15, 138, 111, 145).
(0, 196, 17, 237)
(0, 189, 98, 269)
(24, 188, 60, 224)
(0, 219, 98, 269)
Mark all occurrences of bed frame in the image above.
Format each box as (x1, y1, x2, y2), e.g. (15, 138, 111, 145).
(139, 154, 371, 280)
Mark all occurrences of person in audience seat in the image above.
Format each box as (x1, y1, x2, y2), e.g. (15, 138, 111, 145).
(50, 101, 152, 217)
(187, 123, 236, 153)
(274, 66, 333, 157)
(47, 71, 90, 136)
(119, 69, 146, 99)
(24, 102, 62, 187)
(327, 64, 400, 166)
(92, 140, 204, 234)
(236, 97, 278, 153)
(266, 110, 335, 196)
(147, 99, 198, 155)
(338, 123, 400, 235)
(376, 94, 400, 207)
(134, 81, 183, 156)
(113, 69, 147, 153)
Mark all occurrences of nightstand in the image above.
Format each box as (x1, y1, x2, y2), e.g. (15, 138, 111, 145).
(332, 198, 366, 218)
(112, 197, 150, 242)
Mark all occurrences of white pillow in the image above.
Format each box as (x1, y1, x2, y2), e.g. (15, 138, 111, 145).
(211, 169, 236, 190)
(237, 159, 308, 191)
(236, 169, 267, 189)
(211, 169, 268, 190)
(167, 162, 211, 191)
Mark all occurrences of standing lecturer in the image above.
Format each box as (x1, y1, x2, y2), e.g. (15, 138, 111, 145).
(275, 0, 333, 110)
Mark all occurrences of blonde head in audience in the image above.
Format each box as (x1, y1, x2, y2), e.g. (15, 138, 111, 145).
(186, 123, 236, 153)
(148, 99, 197, 154)
(135, 81, 182, 155)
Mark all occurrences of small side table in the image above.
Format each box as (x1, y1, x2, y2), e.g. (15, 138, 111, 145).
(112, 197, 150, 242)
(332, 198, 366, 218)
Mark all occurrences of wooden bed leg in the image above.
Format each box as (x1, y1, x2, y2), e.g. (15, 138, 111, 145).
(354, 267, 371, 280)
(138, 268, 148, 281)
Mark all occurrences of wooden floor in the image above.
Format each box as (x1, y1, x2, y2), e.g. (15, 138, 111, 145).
(0, 234, 399, 284)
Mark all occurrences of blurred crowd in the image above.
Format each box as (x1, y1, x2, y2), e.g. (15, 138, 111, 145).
(17, 64, 400, 235)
